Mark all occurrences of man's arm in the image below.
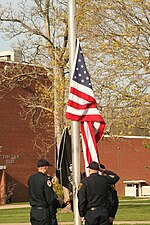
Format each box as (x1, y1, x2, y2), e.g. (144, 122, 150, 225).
(44, 180, 55, 205)
(109, 188, 119, 217)
(100, 167, 120, 184)
(77, 181, 88, 217)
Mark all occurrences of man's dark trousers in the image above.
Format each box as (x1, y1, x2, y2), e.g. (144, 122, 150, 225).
(30, 207, 52, 225)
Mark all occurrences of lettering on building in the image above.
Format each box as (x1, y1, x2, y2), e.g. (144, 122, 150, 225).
(0, 154, 20, 164)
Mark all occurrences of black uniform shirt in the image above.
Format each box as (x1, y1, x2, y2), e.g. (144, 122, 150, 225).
(28, 172, 54, 208)
(77, 170, 119, 217)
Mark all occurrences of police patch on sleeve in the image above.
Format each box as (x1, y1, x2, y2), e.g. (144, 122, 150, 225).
(47, 180, 52, 187)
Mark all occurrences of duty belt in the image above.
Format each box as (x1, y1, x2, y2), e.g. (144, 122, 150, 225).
(32, 206, 49, 209)
(90, 206, 106, 211)
(90, 207, 98, 211)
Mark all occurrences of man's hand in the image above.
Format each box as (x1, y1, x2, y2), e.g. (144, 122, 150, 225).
(81, 217, 85, 224)
(109, 216, 114, 223)
(65, 199, 71, 205)
(51, 176, 57, 184)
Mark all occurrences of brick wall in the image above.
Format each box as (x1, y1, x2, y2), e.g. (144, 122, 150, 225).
(0, 83, 54, 203)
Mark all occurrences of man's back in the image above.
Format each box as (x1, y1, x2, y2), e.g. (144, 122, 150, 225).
(77, 161, 119, 225)
(28, 159, 54, 225)
(28, 172, 49, 207)
(82, 173, 111, 209)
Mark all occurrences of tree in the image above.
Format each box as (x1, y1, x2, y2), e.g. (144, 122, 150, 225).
(76, 0, 150, 135)
(0, 0, 149, 147)
(0, 0, 70, 147)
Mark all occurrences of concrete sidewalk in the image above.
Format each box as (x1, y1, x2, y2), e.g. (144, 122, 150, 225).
(1, 222, 150, 225)
(0, 204, 30, 209)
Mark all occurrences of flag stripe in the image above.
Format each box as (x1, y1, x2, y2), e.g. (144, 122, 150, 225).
(95, 122, 106, 142)
(81, 122, 100, 176)
(69, 86, 95, 102)
(66, 105, 103, 117)
(67, 100, 97, 110)
(81, 122, 98, 160)
(66, 111, 105, 122)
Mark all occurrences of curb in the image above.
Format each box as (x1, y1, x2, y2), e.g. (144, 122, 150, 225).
(1, 222, 150, 225)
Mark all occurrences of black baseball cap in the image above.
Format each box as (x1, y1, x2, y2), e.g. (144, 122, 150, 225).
(37, 159, 53, 167)
(87, 161, 100, 171)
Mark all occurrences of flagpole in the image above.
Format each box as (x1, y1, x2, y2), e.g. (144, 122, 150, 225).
(68, 1, 81, 225)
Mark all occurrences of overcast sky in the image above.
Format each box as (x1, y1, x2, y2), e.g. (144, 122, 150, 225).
(0, 1, 13, 52)
(0, 0, 24, 52)
(0, 36, 14, 52)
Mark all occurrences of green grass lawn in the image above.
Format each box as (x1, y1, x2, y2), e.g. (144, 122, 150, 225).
(0, 208, 30, 223)
(116, 204, 150, 221)
(0, 208, 74, 223)
(119, 197, 150, 203)
(0, 198, 150, 223)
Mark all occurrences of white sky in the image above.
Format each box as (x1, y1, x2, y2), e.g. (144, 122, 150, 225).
(0, 0, 28, 52)
(0, 0, 62, 52)
(0, 1, 16, 52)
(0, 36, 14, 51)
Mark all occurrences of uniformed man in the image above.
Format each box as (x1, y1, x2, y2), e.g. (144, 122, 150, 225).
(28, 159, 56, 225)
(77, 161, 120, 225)
(100, 164, 119, 225)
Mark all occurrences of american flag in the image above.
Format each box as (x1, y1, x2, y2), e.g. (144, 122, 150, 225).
(66, 40, 106, 175)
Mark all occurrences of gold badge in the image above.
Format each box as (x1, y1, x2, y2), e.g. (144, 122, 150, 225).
(47, 180, 52, 187)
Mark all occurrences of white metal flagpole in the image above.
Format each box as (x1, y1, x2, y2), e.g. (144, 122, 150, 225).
(68, 1, 81, 225)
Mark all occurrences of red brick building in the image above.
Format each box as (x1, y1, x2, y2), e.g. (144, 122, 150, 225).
(0, 57, 150, 204)
(0, 59, 55, 204)
(0, 89, 55, 203)
(97, 136, 150, 196)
